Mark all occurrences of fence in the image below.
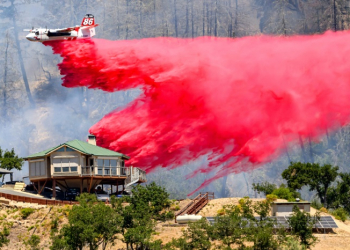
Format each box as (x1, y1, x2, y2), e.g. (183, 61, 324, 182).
(0, 192, 79, 205)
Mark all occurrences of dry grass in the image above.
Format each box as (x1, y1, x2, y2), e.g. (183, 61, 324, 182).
(1, 198, 350, 249)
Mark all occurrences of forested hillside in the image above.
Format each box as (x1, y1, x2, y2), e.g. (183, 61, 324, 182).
(1, 0, 350, 199)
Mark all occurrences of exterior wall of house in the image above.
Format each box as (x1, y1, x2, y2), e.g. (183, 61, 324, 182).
(48, 147, 126, 177)
(28, 157, 50, 179)
(50, 147, 82, 177)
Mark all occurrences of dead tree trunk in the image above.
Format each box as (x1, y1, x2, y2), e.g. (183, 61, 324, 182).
(11, 0, 35, 108)
(191, 0, 194, 38)
(173, 0, 178, 37)
(2, 31, 10, 118)
(299, 135, 308, 163)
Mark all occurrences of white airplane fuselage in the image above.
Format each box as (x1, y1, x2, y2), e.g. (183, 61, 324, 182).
(26, 27, 96, 42)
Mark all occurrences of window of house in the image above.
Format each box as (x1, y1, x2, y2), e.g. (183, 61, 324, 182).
(97, 159, 103, 167)
(53, 158, 79, 173)
(66, 147, 76, 152)
(104, 159, 110, 175)
(104, 159, 110, 167)
(111, 160, 117, 167)
(97, 159, 103, 175)
(29, 160, 45, 176)
(111, 160, 117, 175)
(96, 159, 123, 175)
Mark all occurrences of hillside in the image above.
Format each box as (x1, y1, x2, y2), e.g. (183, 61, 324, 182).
(1, 198, 350, 249)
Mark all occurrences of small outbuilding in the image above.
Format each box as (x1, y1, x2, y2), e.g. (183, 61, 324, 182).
(271, 201, 311, 216)
(0, 168, 13, 182)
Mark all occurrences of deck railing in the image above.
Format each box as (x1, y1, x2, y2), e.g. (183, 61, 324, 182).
(81, 166, 128, 177)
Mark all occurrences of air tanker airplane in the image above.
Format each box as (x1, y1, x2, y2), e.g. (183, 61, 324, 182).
(24, 14, 98, 42)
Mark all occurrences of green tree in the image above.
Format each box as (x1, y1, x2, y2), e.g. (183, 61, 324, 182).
(0, 147, 23, 181)
(328, 173, 350, 213)
(51, 193, 121, 250)
(247, 200, 287, 250)
(208, 205, 246, 249)
(288, 205, 319, 249)
(252, 181, 277, 195)
(110, 182, 171, 250)
(282, 162, 339, 207)
(281, 162, 311, 190)
(129, 182, 171, 220)
(165, 219, 211, 250)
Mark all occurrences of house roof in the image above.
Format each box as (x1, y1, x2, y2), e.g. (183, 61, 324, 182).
(24, 139, 130, 160)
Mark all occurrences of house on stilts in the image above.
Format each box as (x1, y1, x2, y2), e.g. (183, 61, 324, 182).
(24, 135, 146, 199)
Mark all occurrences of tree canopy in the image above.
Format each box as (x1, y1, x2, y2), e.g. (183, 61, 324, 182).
(0, 147, 23, 171)
(282, 162, 339, 207)
(51, 193, 122, 250)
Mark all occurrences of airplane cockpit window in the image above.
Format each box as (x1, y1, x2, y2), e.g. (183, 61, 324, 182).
(35, 31, 39, 35)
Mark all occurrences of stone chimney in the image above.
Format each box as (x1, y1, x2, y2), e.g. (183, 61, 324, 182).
(88, 134, 96, 146)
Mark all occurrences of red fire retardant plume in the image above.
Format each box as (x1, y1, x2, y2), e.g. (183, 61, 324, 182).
(45, 32, 350, 194)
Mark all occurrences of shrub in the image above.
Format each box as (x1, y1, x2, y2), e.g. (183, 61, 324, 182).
(50, 217, 59, 232)
(165, 211, 175, 220)
(216, 208, 226, 216)
(0, 226, 10, 248)
(21, 208, 35, 219)
(281, 237, 305, 250)
(266, 194, 278, 202)
(271, 187, 297, 201)
(170, 205, 180, 211)
(310, 199, 322, 210)
(331, 208, 348, 222)
(319, 207, 328, 213)
(239, 198, 249, 206)
(24, 234, 40, 250)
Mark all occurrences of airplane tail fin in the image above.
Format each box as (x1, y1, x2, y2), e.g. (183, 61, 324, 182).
(80, 14, 98, 38)
(81, 14, 95, 26)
